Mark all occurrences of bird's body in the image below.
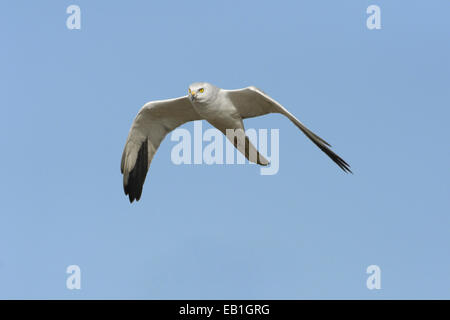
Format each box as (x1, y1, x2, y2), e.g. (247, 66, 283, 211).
(121, 82, 351, 203)
(190, 84, 236, 125)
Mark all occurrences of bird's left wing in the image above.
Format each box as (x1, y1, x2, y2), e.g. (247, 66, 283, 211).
(225, 87, 352, 173)
(121, 96, 202, 202)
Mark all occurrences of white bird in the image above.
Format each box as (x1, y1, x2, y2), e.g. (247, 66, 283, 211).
(121, 82, 351, 202)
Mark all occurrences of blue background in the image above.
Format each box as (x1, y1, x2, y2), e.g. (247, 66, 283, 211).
(1, 0, 449, 299)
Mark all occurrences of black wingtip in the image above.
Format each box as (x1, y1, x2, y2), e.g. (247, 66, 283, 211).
(314, 142, 352, 174)
(123, 141, 148, 203)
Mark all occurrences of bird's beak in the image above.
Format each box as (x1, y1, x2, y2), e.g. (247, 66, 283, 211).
(190, 91, 196, 100)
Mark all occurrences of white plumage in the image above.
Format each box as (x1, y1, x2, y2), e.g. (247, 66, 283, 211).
(121, 82, 351, 203)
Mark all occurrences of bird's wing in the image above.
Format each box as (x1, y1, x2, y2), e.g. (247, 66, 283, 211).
(225, 87, 352, 173)
(121, 96, 202, 202)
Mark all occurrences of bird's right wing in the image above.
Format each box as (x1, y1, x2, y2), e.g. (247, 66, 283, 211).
(121, 96, 202, 202)
(226, 87, 352, 173)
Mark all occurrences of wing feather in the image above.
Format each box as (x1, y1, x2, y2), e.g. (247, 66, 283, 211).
(121, 96, 202, 202)
(226, 87, 352, 173)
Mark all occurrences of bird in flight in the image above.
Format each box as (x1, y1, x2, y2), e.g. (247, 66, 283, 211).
(121, 82, 351, 203)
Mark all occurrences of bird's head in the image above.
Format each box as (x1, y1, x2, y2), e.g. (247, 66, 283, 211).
(188, 82, 218, 103)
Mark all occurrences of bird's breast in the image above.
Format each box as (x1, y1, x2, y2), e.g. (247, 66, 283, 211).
(191, 97, 237, 122)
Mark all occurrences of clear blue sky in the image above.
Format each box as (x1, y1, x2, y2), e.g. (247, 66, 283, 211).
(1, 0, 449, 299)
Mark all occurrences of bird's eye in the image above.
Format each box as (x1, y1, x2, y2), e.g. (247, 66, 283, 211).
(188, 88, 191, 94)
(199, 88, 204, 93)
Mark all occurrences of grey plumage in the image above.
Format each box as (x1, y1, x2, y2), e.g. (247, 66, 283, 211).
(121, 82, 351, 203)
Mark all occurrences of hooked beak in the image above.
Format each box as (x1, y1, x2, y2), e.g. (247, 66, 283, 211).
(190, 91, 196, 100)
